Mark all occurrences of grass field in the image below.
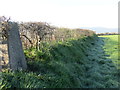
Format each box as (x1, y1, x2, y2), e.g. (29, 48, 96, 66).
(99, 35, 120, 69)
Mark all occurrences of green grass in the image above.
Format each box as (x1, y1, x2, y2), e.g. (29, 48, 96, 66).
(99, 35, 120, 69)
(0, 35, 98, 88)
(0, 35, 120, 88)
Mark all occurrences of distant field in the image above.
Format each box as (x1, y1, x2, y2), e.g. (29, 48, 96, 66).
(99, 35, 120, 69)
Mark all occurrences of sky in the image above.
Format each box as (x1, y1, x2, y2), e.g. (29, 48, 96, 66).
(0, 0, 119, 29)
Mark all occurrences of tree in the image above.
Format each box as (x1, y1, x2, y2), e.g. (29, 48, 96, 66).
(0, 16, 27, 70)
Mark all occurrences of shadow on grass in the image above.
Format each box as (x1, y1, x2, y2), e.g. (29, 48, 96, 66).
(25, 35, 120, 88)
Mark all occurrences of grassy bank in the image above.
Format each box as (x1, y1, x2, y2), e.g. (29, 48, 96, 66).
(0, 35, 98, 88)
(0, 35, 119, 88)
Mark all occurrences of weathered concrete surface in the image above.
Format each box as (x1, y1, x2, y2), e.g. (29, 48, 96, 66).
(7, 22, 27, 70)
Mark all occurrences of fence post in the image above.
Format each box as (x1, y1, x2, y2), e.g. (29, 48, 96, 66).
(7, 22, 27, 70)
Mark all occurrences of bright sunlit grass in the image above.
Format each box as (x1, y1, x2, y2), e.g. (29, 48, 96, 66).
(99, 35, 120, 69)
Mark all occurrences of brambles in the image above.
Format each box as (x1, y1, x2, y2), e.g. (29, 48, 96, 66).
(0, 16, 96, 50)
(0, 16, 11, 40)
(19, 22, 55, 50)
(19, 23, 95, 49)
